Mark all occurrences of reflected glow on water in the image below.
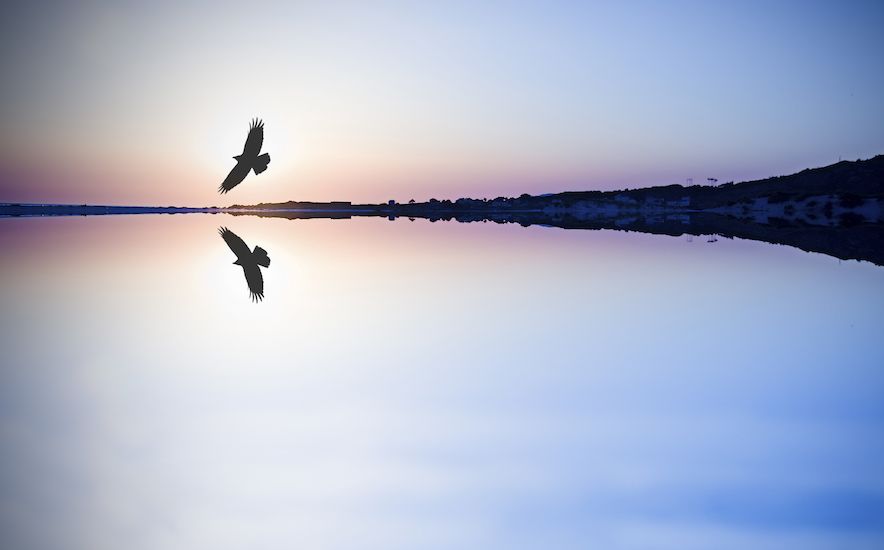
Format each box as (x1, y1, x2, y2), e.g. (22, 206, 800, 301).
(1, 215, 884, 549)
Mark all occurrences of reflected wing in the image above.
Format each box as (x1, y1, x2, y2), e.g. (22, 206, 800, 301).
(242, 263, 264, 301)
(218, 227, 251, 258)
(219, 161, 250, 194)
(243, 118, 264, 157)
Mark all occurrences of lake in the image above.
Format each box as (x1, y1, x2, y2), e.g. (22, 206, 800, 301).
(1, 214, 883, 549)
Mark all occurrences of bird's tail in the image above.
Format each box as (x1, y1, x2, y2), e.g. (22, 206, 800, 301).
(253, 153, 271, 175)
(253, 245, 270, 268)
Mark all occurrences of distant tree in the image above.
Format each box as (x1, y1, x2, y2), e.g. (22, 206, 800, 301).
(408, 199, 415, 204)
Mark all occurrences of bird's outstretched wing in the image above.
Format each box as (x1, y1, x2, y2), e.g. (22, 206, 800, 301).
(242, 263, 264, 301)
(219, 227, 251, 258)
(219, 162, 250, 194)
(243, 118, 264, 158)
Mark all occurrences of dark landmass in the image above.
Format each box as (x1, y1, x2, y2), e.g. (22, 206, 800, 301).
(227, 155, 884, 265)
(0, 204, 222, 216)
(232, 154, 884, 213)
(3, 155, 883, 265)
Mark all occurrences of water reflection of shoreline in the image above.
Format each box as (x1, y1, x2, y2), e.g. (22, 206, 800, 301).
(228, 208, 884, 268)
(1, 203, 881, 266)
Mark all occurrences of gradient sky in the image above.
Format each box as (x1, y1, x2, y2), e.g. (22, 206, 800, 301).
(1, 0, 883, 206)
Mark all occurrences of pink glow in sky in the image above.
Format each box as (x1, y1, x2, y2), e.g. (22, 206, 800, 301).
(1, 1, 882, 206)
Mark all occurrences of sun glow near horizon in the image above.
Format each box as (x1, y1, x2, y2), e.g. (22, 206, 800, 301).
(1, 1, 883, 206)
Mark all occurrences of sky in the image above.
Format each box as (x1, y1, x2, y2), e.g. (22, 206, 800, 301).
(1, 0, 883, 206)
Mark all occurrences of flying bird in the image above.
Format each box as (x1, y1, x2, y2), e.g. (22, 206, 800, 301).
(218, 118, 271, 194)
(219, 227, 271, 302)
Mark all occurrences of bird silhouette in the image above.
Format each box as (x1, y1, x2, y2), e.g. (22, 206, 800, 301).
(219, 227, 271, 301)
(218, 118, 271, 194)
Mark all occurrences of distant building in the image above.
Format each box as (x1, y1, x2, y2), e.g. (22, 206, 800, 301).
(665, 196, 690, 207)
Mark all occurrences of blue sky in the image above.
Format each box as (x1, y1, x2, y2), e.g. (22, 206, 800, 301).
(1, 0, 882, 204)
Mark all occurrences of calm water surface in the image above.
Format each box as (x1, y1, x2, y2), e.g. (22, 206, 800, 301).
(1, 215, 883, 550)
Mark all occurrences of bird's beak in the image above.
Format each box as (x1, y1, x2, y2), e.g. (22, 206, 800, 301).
(233, 260, 241, 265)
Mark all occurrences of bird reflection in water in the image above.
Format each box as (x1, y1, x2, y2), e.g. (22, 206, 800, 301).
(218, 227, 271, 302)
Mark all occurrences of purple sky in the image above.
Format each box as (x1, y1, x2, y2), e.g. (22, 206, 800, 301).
(1, 1, 882, 205)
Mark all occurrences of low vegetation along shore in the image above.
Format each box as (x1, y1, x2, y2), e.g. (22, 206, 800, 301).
(232, 155, 884, 224)
(3, 155, 883, 264)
